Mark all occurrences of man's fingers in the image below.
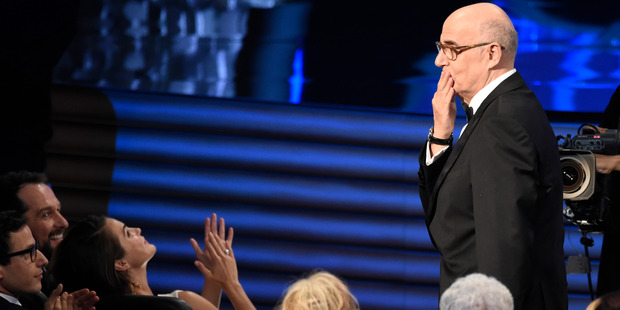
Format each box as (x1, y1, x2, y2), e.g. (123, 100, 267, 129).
(437, 70, 451, 91)
(50, 284, 63, 300)
(53, 297, 62, 310)
(69, 288, 90, 299)
(434, 72, 455, 106)
(78, 294, 99, 310)
(65, 293, 75, 310)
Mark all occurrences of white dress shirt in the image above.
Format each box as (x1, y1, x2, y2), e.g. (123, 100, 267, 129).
(0, 292, 22, 306)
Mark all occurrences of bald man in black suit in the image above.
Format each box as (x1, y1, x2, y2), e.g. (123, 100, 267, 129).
(418, 3, 567, 309)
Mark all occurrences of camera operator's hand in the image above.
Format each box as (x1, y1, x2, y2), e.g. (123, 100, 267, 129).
(583, 125, 607, 134)
(595, 154, 620, 174)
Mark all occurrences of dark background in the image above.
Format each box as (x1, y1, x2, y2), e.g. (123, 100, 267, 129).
(52, 0, 620, 115)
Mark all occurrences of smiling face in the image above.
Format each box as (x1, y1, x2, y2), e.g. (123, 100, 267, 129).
(0, 226, 48, 297)
(18, 183, 68, 254)
(106, 218, 156, 270)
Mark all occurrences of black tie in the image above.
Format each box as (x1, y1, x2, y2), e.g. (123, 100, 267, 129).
(462, 102, 473, 122)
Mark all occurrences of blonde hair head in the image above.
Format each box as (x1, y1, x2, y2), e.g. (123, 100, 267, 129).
(279, 271, 359, 310)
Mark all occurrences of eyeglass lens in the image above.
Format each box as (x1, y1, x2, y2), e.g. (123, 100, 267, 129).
(29, 240, 38, 262)
(435, 43, 455, 60)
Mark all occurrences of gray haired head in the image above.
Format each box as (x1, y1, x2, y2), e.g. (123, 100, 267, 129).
(440, 273, 514, 310)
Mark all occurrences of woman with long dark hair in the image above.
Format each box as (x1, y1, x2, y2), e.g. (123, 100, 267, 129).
(50, 213, 233, 309)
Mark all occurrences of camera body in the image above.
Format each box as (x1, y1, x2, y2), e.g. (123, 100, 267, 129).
(558, 128, 618, 232)
(564, 129, 620, 155)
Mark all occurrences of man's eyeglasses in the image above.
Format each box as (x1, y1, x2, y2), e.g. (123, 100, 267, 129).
(435, 41, 495, 61)
(5, 240, 38, 263)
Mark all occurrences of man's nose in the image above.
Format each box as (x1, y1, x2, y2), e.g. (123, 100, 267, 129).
(54, 212, 69, 229)
(36, 249, 49, 267)
(435, 51, 448, 67)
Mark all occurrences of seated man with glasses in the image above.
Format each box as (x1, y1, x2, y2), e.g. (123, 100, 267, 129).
(0, 211, 92, 310)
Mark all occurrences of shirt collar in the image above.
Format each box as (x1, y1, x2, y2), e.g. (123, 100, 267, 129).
(0, 292, 22, 306)
(467, 68, 517, 115)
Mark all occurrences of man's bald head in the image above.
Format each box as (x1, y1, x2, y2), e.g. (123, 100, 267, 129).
(445, 3, 518, 66)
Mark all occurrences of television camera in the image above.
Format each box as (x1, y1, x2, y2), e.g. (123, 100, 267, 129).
(557, 124, 619, 233)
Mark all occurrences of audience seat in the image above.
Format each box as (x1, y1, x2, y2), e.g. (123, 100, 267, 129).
(96, 294, 192, 310)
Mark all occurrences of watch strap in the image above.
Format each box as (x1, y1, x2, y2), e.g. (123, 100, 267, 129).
(428, 126, 453, 145)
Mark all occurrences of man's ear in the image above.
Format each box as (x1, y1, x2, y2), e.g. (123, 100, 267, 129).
(487, 43, 503, 67)
(115, 259, 129, 271)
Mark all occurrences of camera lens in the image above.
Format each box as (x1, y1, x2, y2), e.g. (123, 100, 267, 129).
(562, 165, 579, 186)
(560, 151, 595, 200)
(562, 160, 584, 193)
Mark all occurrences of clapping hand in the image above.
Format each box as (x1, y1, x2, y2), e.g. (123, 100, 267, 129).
(45, 284, 98, 310)
(190, 213, 234, 276)
(194, 232, 238, 286)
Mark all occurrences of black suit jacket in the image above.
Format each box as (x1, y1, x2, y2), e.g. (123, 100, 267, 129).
(418, 72, 568, 309)
(0, 296, 29, 310)
(18, 291, 47, 310)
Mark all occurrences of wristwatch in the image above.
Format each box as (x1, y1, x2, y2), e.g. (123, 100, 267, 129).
(428, 126, 453, 145)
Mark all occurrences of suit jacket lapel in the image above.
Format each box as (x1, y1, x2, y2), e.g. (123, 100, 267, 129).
(0, 296, 28, 310)
(425, 72, 526, 225)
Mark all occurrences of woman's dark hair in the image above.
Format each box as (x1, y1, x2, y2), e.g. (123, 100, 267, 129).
(50, 215, 131, 296)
